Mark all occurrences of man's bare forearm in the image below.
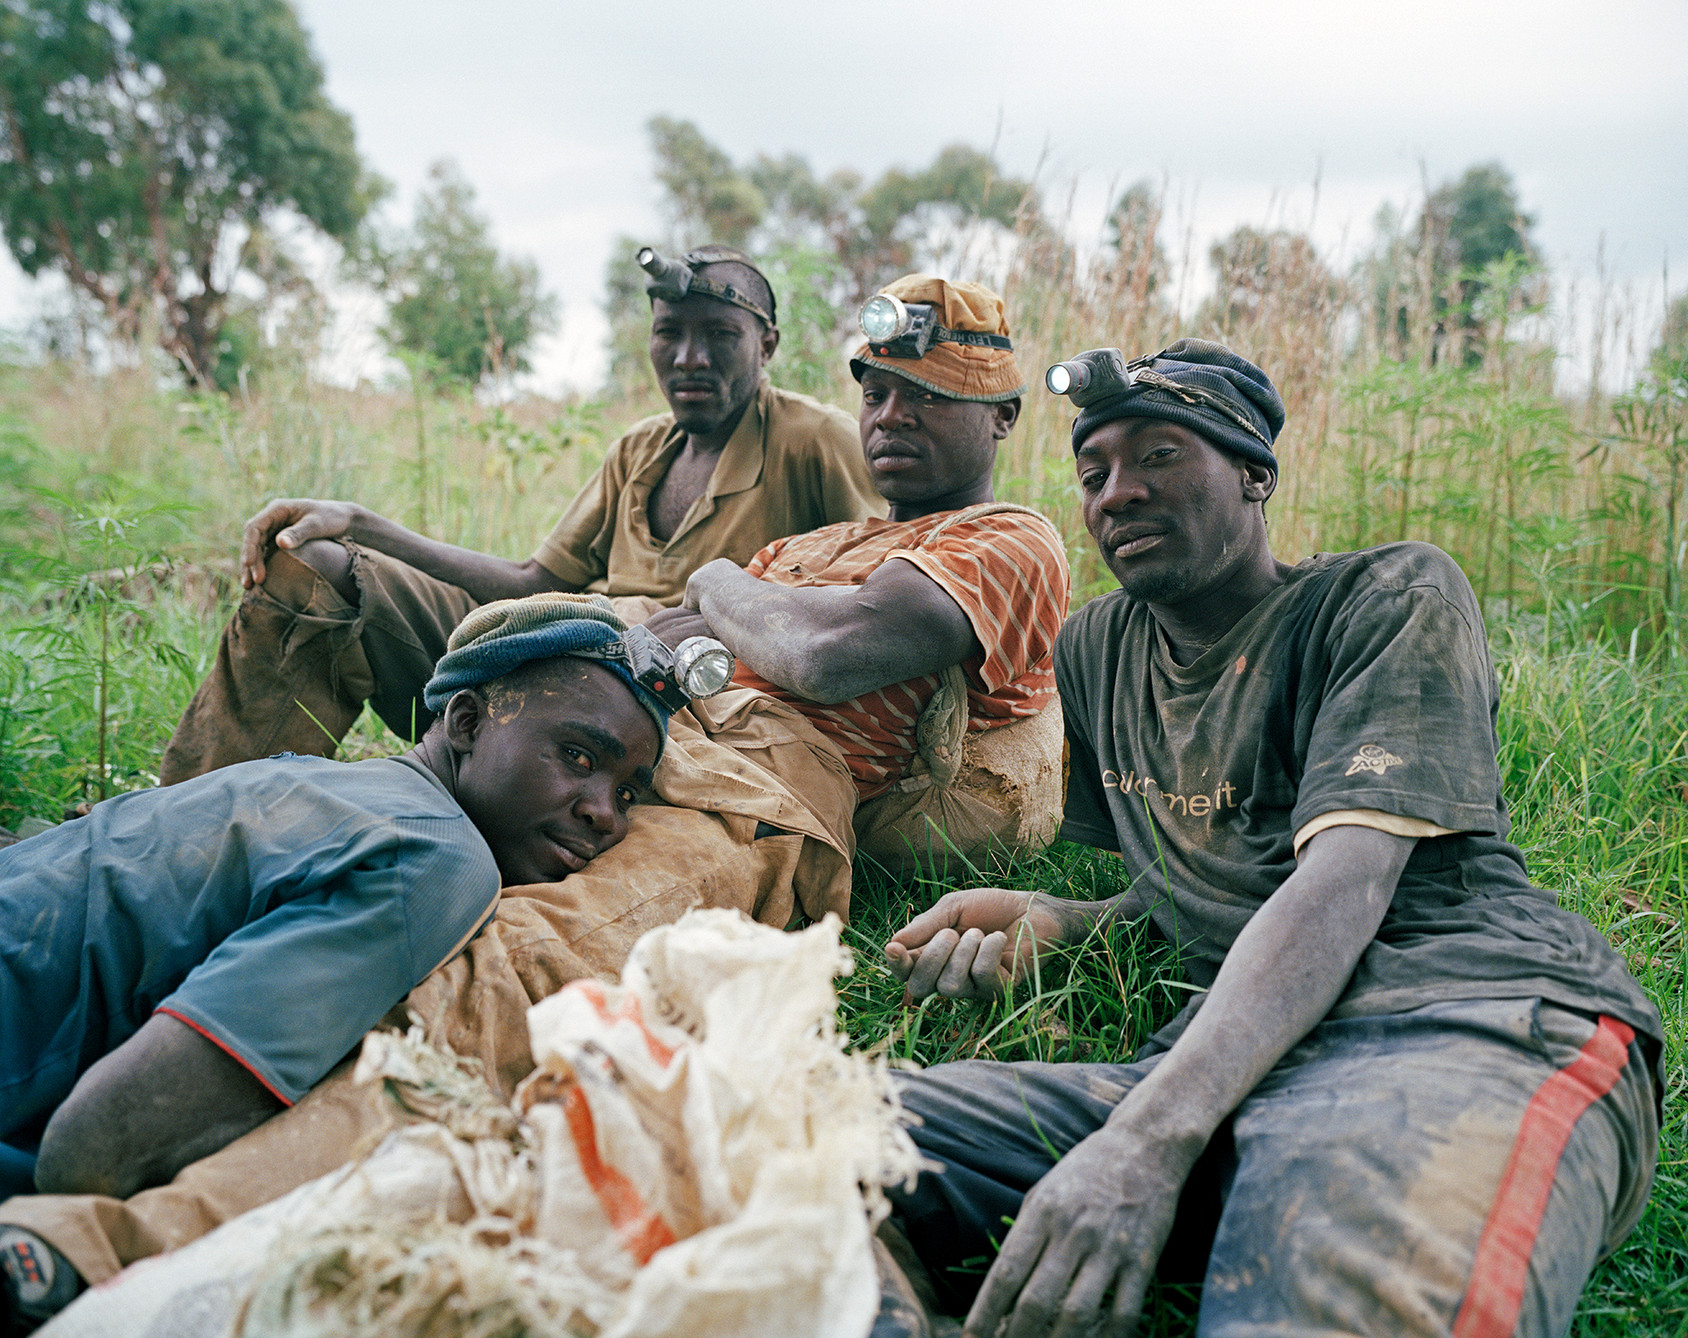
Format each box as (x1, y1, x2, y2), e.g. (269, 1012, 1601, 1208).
(1031, 884, 1149, 942)
(689, 565, 857, 699)
(1102, 826, 1413, 1155)
(344, 508, 578, 604)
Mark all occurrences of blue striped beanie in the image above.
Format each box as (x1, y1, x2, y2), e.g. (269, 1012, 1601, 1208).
(423, 593, 670, 758)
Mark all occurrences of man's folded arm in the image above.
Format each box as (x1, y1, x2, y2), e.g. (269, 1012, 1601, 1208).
(685, 556, 979, 704)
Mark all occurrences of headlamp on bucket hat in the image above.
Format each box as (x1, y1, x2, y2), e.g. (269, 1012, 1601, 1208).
(849, 274, 1025, 404)
(1048, 338, 1285, 473)
(858, 292, 1014, 361)
(637, 244, 777, 327)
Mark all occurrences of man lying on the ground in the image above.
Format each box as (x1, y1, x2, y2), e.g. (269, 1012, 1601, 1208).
(0, 592, 684, 1327)
(876, 339, 1663, 1338)
(647, 272, 1071, 869)
(0, 275, 1069, 1318)
(161, 244, 882, 784)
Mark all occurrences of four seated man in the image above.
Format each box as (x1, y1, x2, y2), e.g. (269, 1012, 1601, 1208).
(0, 265, 1662, 1337)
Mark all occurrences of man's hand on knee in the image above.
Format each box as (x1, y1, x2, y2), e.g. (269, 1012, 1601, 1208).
(34, 1015, 283, 1198)
(964, 1122, 1191, 1338)
(241, 498, 363, 589)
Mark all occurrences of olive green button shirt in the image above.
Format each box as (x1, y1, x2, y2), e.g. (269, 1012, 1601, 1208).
(532, 378, 885, 604)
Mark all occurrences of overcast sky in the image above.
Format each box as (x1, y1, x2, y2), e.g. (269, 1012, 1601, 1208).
(3, 0, 1684, 391)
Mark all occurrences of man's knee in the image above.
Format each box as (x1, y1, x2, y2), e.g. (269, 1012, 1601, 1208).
(286, 539, 359, 606)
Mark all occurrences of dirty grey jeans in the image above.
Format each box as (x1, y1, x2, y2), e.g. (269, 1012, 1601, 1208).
(891, 997, 1658, 1337)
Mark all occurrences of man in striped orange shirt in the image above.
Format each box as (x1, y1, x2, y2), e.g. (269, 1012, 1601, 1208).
(646, 272, 1070, 869)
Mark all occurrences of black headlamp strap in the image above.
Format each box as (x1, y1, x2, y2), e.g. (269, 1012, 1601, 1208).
(678, 250, 775, 326)
(868, 320, 1014, 359)
(567, 629, 690, 711)
(936, 325, 1013, 350)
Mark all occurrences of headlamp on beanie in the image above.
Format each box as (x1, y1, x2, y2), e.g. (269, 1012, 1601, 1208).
(858, 292, 1014, 361)
(571, 624, 736, 714)
(1045, 347, 1139, 404)
(637, 245, 776, 326)
(1047, 345, 1275, 453)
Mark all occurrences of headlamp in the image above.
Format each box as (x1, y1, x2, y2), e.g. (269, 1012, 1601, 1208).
(636, 245, 776, 326)
(581, 624, 737, 713)
(860, 294, 913, 343)
(1046, 345, 1277, 450)
(1044, 348, 1140, 408)
(637, 247, 694, 303)
(673, 636, 736, 698)
(857, 293, 1013, 361)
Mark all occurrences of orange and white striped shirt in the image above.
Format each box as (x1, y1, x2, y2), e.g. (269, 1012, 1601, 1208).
(733, 506, 1070, 798)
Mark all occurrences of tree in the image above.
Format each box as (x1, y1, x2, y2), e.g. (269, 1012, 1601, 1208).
(1202, 226, 1341, 334)
(647, 115, 764, 250)
(1418, 163, 1543, 365)
(1420, 163, 1537, 280)
(1654, 291, 1688, 379)
(1102, 178, 1167, 297)
(367, 160, 557, 386)
(0, 0, 372, 385)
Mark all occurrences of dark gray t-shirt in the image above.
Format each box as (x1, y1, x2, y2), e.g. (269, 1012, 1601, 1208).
(1058, 541, 1660, 1043)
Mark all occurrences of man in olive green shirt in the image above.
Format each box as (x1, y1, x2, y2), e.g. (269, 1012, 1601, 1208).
(162, 245, 881, 783)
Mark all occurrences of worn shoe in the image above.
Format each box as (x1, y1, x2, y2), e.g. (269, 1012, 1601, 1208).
(0, 1227, 83, 1334)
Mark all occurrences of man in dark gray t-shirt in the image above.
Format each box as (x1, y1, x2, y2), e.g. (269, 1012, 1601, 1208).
(877, 341, 1662, 1338)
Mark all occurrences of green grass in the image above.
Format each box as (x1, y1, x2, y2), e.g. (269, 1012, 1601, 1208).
(0, 354, 1682, 1333)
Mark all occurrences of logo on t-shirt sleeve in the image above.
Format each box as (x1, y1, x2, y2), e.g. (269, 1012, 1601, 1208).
(1345, 743, 1405, 777)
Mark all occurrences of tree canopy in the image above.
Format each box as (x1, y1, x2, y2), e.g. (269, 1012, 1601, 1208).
(0, 0, 371, 384)
(364, 160, 557, 386)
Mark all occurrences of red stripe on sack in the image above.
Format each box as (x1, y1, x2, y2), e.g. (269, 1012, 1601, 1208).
(154, 1007, 293, 1106)
(1451, 1015, 1634, 1338)
(562, 1085, 677, 1265)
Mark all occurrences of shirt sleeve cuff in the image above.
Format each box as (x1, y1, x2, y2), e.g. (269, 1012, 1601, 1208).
(529, 542, 595, 585)
(1292, 808, 1456, 856)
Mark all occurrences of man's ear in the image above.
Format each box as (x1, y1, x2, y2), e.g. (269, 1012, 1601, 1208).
(441, 689, 487, 756)
(990, 396, 1022, 439)
(758, 321, 781, 366)
(1242, 461, 1277, 504)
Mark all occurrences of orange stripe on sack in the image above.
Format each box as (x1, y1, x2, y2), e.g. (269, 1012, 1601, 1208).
(574, 979, 677, 1066)
(562, 1085, 677, 1265)
(1451, 1015, 1634, 1338)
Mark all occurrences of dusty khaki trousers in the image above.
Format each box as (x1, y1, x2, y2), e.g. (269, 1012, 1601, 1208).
(160, 544, 671, 783)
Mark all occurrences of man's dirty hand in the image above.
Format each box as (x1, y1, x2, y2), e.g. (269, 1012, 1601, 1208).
(886, 888, 1070, 1003)
(964, 1121, 1190, 1338)
(241, 499, 362, 588)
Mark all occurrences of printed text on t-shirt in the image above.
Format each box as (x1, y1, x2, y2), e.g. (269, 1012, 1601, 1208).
(1101, 769, 1240, 818)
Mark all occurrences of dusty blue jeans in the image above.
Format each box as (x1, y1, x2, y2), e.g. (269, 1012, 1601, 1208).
(891, 997, 1658, 1337)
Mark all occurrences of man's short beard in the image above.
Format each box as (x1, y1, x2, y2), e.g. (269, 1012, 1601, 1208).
(1113, 565, 1198, 605)
(669, 371, 759, 438)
